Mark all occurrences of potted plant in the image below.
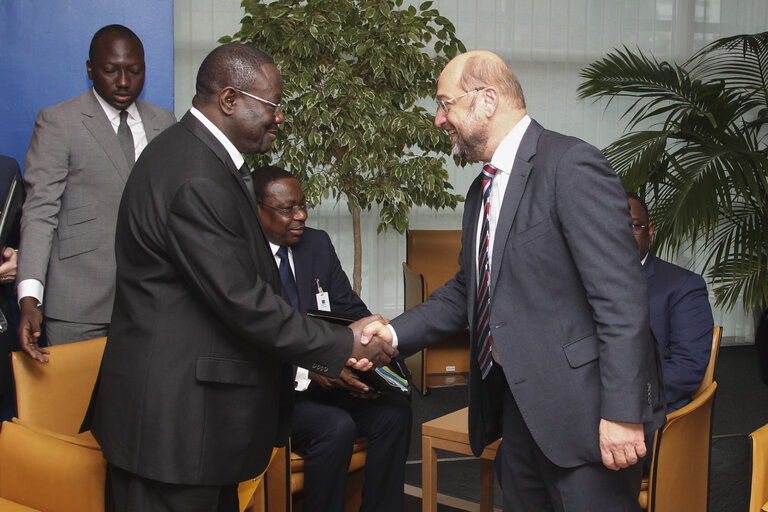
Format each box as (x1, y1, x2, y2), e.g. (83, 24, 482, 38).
(222, 0, 467, 293)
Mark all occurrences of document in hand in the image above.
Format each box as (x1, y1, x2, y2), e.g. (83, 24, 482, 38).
(306, 309, 411, 396)
(0, 174, 22, 251)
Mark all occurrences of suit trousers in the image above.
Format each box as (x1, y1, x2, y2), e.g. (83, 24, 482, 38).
(495, 366, 643, 512)
(290, 387, 412, 512)
(108, 464, 238, 512)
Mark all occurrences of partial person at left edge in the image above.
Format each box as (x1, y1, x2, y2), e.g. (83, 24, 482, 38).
(17, 24, 176, 362)
(0, 154, 24, 420)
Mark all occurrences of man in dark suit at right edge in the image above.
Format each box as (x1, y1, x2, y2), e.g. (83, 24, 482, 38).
(365, 50, 665, 511)
(627, 192, 713, 413)
(88, 44, 395, 512)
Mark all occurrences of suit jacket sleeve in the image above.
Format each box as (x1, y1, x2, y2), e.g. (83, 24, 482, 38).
(166, 177, 353, 374)
(553, 141, 654, 422)
(660, 271, 713, 409)
(18, 107, 70, 285)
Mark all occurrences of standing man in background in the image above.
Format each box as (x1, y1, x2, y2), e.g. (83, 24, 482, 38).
(254, 165, 411, 512)
(366, 50, 665, 511)
(89, 44, 395, 512)
(18, 24, 175, 360)
(627, 192, 713, 412)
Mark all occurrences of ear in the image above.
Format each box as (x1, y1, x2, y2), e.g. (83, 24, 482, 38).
(219, 87, 238, 116)
(86, 60, 93, 80)
(482, 87, 499, 118)
(648, 221, 655, 239)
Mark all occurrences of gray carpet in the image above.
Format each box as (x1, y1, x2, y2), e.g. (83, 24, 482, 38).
(404, 345, 768, 511)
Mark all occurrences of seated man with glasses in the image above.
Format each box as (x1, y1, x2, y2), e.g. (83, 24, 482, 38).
(253, 165, 411, 512)
(627, 192, 714, 413)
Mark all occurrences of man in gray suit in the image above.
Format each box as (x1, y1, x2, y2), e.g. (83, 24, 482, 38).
(366, 50, 665, 511)
(17, 24, 175, 361)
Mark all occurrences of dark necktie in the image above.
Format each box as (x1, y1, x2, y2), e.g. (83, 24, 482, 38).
(239, 163, 255, 197)
(476, 163, 498, 379)
(117, 110, 135, 166)
(277, 246, 299, 309)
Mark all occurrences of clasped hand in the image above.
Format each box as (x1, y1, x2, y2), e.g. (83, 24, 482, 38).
(345, 315, 396, 371)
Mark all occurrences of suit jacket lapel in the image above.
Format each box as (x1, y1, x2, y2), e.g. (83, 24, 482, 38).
(489, 121, 541, 291)
(463, 175, 482, 325)
(291, 239, 314, 312)
(180, 112, 274, 267)
(79, 91, 132, 182)
(136, 100, 166, 143)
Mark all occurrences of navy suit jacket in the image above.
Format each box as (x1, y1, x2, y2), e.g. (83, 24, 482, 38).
(291, 227, 370, 319)
(645, 253, 713, 412)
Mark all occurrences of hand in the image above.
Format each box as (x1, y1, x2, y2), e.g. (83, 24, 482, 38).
(310, 368, 374, 396)
(346, 315, 397, 370)
(599, 419, 646, 470)
(19, 296, 49, 363)
(0, 247, 18, 283)
(361, 320, 392, 345)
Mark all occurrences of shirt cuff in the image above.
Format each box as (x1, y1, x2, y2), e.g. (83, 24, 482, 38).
(294, 367, 311, 391)
(386, 324, 399, 349)
(17, 279, 43, 306)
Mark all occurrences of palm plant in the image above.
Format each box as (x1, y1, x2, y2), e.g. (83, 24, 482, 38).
(578, 32, 768, 311)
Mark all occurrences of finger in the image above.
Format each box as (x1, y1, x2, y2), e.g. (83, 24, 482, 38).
(600, 446, 618, 471)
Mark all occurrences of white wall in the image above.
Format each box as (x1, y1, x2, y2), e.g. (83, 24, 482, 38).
(174, 0, 768, 343)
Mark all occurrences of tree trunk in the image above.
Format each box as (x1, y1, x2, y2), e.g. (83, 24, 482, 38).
(352, 204, 362, 295)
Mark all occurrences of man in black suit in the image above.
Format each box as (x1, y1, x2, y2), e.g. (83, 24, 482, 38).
(253, 166, 411, 512)
(89, 44, 395, 512)
(365, 50, 664, 511)
(0, 154, 22, 421)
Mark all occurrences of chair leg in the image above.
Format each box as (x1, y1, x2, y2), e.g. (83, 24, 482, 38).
(421, 435, 438, 512)
(480, 458, 495, 512)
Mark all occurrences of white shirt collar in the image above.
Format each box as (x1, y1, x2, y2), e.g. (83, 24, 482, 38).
(488, 114, 531, 173)
(189, 107, 245, 170)
(92, 87, 139, 123)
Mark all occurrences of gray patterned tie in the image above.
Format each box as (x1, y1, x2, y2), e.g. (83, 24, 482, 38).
(117, 110, 135, 166)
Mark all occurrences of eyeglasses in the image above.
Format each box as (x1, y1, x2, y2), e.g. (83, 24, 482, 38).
(436, 86, 488, 113)
(257, 200, 312, 217)
(233, 88, 284, 114)
(632, 223, 649, 234)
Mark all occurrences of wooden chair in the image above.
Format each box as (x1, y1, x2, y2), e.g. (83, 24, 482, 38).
(0, 419, 106, 512)
(421, 407, 498, 512)
(11, 336, 106, 438)
(264, 437, 368, 511)
(402, 229, 470, 394)
(639, 381, 718, 511)
(749, 423, 768, 512)
(692, 326, 722, 400)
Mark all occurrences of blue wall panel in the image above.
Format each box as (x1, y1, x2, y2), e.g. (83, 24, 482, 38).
(0, 0, 174, 166)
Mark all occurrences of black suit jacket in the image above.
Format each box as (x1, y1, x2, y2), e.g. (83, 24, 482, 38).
(391, 120, 665, 466)
(292, 227, 370, 318)
(91, 112, 353, 485)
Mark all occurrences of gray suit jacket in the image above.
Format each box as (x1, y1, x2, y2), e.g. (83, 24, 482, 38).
(18, 89, 175, 324)
(391, 120, 665, 467)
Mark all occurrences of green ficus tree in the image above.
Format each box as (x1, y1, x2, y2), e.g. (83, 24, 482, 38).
(222, 0, 466, 293)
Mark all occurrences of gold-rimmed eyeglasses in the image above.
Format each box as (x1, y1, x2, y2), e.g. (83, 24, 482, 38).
(233, 87, 284, 114)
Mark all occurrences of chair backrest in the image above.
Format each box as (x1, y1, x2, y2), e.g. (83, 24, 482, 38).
(11, 336, 106, 436)
(647, 381, 718, 512)
(403, 262, 425, 308)
(405, 230, 461, 298)
(749, 423, 768, 512)
(692, 326, 722, 399)
(0, 419, 106, 512)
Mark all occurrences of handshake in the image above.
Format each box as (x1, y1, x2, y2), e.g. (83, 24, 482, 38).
(345, 315, 396, 371)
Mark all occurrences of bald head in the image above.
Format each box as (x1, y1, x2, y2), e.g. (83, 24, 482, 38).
(443, 50, 526, 110)
(193, 43, 275, 107)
